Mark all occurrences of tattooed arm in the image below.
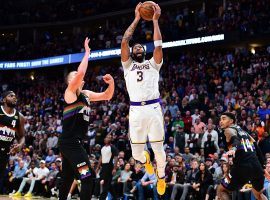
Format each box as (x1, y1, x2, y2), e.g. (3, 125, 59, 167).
(121, 2, 142, 62)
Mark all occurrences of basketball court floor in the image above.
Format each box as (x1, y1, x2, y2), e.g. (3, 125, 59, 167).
(0, 195, 55, 200)
(0, 195, 99, 199)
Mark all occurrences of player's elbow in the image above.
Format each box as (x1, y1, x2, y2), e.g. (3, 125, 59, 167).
(105, 94, 113, 101)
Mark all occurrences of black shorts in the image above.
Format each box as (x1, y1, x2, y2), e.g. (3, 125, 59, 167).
(59, 141, 93, 181)
(0, 150, 9, 177)
(221, 160, 264, 192)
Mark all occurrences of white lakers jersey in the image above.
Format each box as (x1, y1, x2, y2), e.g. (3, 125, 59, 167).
(122, 57, 163, 102)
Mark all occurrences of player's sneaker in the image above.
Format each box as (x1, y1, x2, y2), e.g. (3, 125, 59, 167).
(143, 150, 154, 175)
(12, 192, 22, 197)
(24, 192, 32, 197)
(157, 177, 166, 195)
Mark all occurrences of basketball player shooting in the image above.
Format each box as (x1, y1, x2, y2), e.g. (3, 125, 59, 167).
(0, 91, 25, 177)
(217, 112, 267, 200)
(58, 37, 115, 200)
(121, 2, 166, 195)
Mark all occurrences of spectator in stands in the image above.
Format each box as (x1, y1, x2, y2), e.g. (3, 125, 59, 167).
(45, 149, 56, 164)
(129, 163, 144, 194)
(201, 123, 219, 149)
(258, 102, 270, 122)
(13, 160, 49, 197)
(203, 134, 219, 159)
(166, 163, 185, 198)
(174, 126, 186, 153)
(193, 162, 214, 199)
(185, 126, 199, 154)
(42, 162, 59, 197)
(136, 170, 158, 200)
(114, 162, 132, 197)
(8, 160, 26, 194)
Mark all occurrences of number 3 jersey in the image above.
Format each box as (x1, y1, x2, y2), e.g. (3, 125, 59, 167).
(227, 125, 257, 165)
(122, 57, 163, 102)
(0, 106, 20, 150)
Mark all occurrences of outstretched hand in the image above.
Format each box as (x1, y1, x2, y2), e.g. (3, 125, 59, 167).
(135, 2, 142, 21)
(84, 37, 91, 53)
(152, 4, 161, 21)
(103, 74, 114, 85)
(9, 144, 22, 154)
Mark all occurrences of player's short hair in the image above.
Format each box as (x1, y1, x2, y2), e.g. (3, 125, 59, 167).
(65, 71, 76, 85)
(2, 91, 14, 99)
(222, 112, 236, 123)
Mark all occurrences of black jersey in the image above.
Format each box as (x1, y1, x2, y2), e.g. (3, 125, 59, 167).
(0, 106, 20, 150)
(59, 93, 91, 143)
(227, 125, 257, 165)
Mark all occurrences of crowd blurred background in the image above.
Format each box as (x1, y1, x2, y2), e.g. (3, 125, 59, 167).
(0, 0, 270, 199)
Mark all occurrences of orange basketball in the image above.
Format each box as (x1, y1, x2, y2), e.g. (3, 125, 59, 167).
(139, 1, 156, 21)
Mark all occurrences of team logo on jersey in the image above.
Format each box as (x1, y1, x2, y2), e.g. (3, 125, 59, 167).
(79, 106, 90, 122)
(0, 126, 16, 142)
(131, 63, 150, 71)
(77, 163, 91, 179)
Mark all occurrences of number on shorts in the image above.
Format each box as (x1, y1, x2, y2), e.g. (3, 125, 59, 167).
(241, 138, 253, 152)
(137, 71, 143, 82)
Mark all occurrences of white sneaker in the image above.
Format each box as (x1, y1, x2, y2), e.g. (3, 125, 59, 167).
(9, 190, 16, 196)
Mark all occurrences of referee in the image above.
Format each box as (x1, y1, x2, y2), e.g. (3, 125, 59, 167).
(58, 38, 115, 200)
(96, 134, 119, 200)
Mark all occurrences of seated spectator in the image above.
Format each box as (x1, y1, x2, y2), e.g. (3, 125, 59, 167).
(193, 162, 214, 199)
(166, 163, 185, 198)
(45, 149, 56, 164)
(13, 160, 49, 197)
(136, 169, 158, 200)
(129, 163, 144, 194)
(8, 160, 27, 194)
(42, 162, 59, 197)
(182, 147, 194, 164)
(171, 159, 199, 200)
(115, 163, 132, 196)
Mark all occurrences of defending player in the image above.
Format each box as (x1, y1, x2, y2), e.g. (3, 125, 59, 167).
(0, 91, 25, 178)
(121, 2, 166, 195)
(58, 38, 114, 200)
(218, 112, 267, 200)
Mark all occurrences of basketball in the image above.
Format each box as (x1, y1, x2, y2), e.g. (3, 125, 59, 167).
(139, 1, 156, 21)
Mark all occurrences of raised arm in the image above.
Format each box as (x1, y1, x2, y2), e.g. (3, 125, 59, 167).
(65, 38, 91, 103)
(152, 4, 163, 64)
(121, 3, 141, 62)
(83, 74, 114, 101)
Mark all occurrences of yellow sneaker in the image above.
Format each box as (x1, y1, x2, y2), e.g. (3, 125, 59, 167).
(12, 192, 22, 197)
(157, 177, 166, 195)
(24, 192, 32, 197)
(143, 150, 154, 175)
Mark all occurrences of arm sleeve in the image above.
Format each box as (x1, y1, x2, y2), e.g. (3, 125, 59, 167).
(149, 57, 163, 71)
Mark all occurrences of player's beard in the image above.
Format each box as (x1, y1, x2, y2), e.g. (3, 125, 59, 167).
(132, 53, 145, 63)
(6, 102, 16, 108)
